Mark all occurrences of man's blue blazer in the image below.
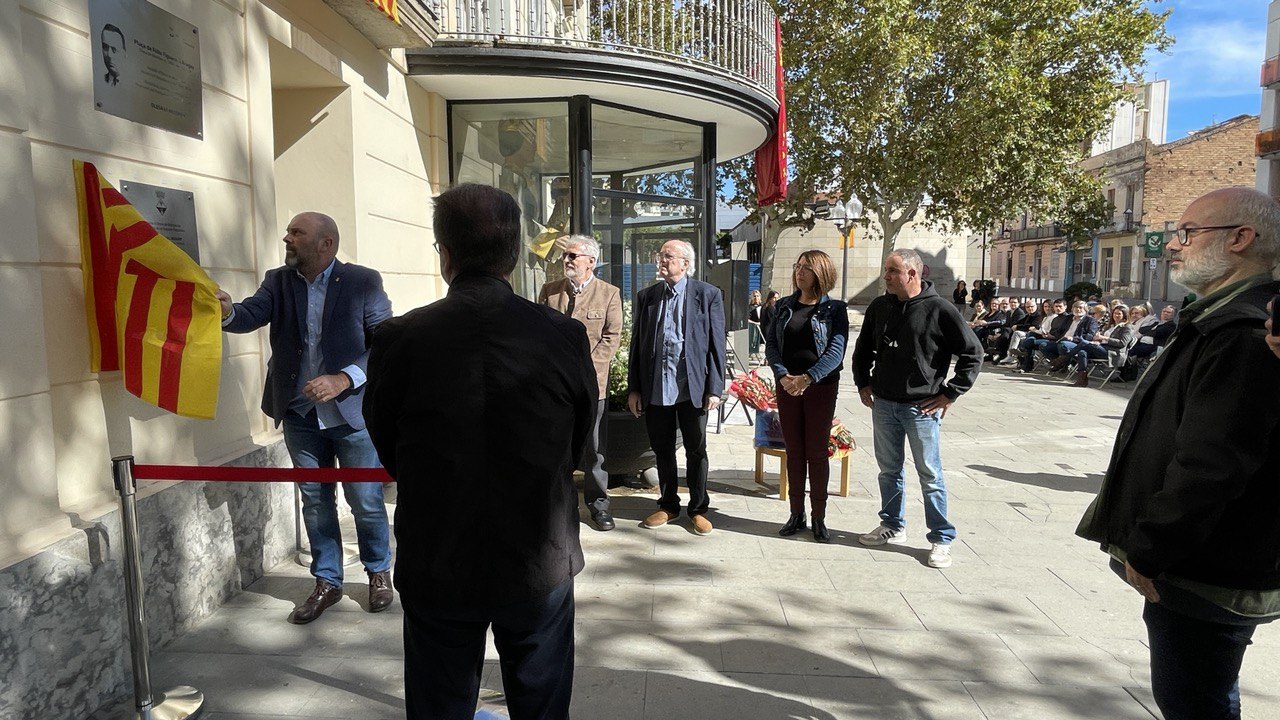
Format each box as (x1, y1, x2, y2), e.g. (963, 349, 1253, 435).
(224, 260, 392, 429)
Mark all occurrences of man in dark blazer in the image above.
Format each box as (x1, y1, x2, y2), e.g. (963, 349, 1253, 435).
(626, 239, 726, 535)
(216, 211, 393, 625)
(364, 184, 596, 720)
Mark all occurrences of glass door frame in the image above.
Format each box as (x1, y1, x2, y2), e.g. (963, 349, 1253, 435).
(447, 95, 718, 295)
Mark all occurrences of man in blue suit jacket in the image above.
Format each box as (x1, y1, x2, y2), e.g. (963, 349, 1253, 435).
(627, 240, 726, 535)
(216, 211, 393, 624)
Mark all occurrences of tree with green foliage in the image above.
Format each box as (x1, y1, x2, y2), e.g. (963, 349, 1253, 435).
(722, 0, 1169, 280)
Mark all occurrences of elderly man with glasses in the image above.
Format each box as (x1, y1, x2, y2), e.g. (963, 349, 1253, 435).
(538, 235, 624, 531)
(1077, 187, 1280, 720)
(626, 240, 726, 535)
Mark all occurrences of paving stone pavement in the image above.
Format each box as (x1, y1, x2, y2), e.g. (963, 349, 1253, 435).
(96, 359, 1280, 720)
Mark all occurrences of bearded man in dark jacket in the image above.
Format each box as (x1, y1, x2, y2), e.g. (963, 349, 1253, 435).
(1077, 187, 1280, 720)
(852, 248, 983, 570)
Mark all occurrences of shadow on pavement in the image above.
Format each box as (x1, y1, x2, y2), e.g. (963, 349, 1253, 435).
(967, 463, 1104, 494)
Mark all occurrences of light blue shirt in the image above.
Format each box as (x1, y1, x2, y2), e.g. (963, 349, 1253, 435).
(287, 260, 365, 429)
(651, 276, 690, 406)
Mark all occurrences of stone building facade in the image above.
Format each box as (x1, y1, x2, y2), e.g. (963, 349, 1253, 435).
(0, 0, 779, 716)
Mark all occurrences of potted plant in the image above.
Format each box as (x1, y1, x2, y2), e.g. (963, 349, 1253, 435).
(602, 301, 678, 486)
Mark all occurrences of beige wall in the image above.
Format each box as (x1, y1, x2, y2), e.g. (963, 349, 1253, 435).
(0, 0, 446, 568)
(767, 213, 974, 304)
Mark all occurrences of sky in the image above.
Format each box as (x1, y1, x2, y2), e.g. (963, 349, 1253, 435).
(1149, 0, 1269, 139)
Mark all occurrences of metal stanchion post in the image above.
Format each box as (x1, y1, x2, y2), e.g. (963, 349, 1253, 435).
(112, 455, 204, 720)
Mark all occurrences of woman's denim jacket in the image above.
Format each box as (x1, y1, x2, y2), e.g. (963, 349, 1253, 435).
(764, 293, 849, 383)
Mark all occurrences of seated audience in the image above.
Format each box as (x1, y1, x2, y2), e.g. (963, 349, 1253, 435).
(1068, 304, 1136, 387)
(1042, 300, 1099, 373)
(1129, 304, 1177, 360)
(1014, 298, 1070, 372)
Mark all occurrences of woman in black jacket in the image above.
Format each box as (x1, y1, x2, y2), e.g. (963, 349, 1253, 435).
(764, 251, 848, 543)
(952, 280, 968, 307)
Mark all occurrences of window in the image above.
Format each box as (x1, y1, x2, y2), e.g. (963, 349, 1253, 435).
(451, 101, 571, 300)
(1119, 245, 1133, 283)
(1103, 247, 1115, 280)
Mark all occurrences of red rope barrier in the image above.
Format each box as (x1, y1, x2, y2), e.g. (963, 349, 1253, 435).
(132, 464, 391, 483)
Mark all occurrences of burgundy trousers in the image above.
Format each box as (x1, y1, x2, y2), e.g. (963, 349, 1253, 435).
(775, 380, 839, 518)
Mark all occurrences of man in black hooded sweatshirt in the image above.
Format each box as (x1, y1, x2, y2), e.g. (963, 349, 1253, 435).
(852, 248, 982, 569)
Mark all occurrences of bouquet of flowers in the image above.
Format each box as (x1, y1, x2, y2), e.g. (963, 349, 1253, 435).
(728, 369, 776, 411)
(828, 419, 856, 458)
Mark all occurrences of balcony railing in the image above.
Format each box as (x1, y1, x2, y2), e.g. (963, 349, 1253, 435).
(1009, 224, 1063, 243)
(428, 0, 778, 97)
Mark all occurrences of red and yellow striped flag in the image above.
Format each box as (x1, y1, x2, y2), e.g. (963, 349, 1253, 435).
(370, 0, 399, 23)
(75, 161, 222, 419)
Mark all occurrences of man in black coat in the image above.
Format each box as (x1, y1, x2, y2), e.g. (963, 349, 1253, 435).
(626, 239, 726, 535)
(1077, 187, 1280, 720)
(364, 184, 596, 719)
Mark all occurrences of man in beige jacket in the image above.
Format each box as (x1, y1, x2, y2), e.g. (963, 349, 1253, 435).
(538, 235, 624, 530)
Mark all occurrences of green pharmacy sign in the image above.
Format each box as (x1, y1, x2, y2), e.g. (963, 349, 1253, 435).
(1143, 231, 1165, 259)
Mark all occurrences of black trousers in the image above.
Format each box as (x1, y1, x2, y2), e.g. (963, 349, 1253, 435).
(580, 399, 609, 513)
(403, 578, 576, 720)
(644, 400, 710, 516)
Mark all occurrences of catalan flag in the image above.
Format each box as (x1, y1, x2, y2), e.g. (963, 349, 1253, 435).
(370, 0, 399, 23)
(75, 160, 221, 419)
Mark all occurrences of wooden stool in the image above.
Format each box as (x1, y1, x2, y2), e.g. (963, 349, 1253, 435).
(754, 446, 850, 501)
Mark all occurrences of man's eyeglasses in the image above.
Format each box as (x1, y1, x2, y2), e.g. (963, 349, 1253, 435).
(654, 252, 685, 262)
(562, 252, 594, 262)
(1173, 225, 1246, 246)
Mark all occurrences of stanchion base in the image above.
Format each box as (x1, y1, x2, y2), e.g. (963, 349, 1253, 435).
(294, 543, 362, 568)
(137, 686, 204, 720)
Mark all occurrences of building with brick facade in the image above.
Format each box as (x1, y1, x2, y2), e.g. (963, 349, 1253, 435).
(989, 113, 1258, 304)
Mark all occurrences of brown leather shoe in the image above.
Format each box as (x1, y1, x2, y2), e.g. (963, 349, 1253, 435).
(1048, 355, 1071, 373)
(691, 514, 713, 536)
(642, 509, 677, 528)
(1072, 370, 1090, 387)
(368, 570, 393, 613)
(288, 580, 342, 625)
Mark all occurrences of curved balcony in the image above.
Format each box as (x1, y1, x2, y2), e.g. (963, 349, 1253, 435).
(412, 1, 780, 159)
(428, 0, 778, 98)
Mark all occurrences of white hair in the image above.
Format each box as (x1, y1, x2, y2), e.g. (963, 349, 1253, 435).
(563, 234, 600, 259)
(667, 240, 696, 267)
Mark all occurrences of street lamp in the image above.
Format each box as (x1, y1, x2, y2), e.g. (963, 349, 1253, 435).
(830, 196, 863, 300)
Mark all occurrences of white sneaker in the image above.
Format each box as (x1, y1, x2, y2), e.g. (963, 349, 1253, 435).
(927, 543, 953, 568)
(858, 524, 906, 546)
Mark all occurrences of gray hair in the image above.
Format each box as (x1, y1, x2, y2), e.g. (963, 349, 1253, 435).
(888, 248, 923, 273)
(1230, 188, 1280, 270)
(667, 240, 696, 267)
(562, 234, 600, 259)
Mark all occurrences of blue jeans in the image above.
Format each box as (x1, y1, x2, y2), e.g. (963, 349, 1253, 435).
(282, 411, 391, 587)
(1073, 342, 1108, 371)
(1053, 340, 1079, 360)
(871, 397, 955, 544)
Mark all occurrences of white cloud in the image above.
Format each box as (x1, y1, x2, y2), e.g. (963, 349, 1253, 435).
(1148, 19, 1266, 100)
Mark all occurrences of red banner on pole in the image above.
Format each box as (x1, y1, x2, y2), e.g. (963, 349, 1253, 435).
(755, 18, 788, 207)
